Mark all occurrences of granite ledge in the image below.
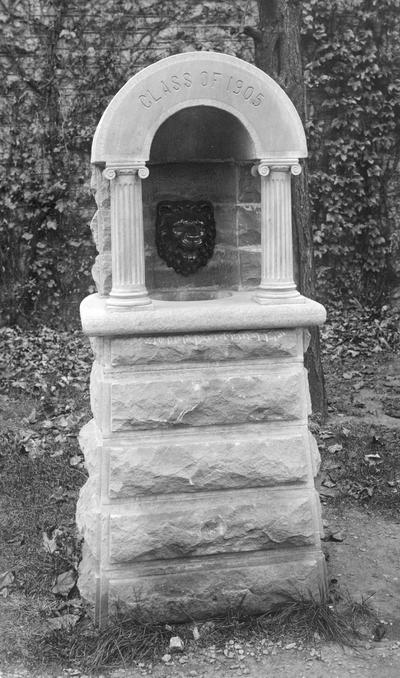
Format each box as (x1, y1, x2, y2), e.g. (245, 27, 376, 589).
(80, 292, 326, 337)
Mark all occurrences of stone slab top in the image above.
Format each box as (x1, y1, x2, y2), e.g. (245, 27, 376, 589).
(91, 51, 307, 164)
(80, 292, 326, 336)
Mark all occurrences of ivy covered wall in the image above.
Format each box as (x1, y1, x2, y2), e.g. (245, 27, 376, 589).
(303, 0, 400, 306)
(1, 0, 399, 325)
(0, 0, 256, 325)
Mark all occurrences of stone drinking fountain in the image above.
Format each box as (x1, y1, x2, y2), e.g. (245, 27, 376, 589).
(77, 51, 327, 623)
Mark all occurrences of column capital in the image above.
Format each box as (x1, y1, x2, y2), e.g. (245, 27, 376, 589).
(251, 160, 302, 177)
(103, 162, 149, 181)
(290, 163, 302, 176)
(103, 167, 117, 181)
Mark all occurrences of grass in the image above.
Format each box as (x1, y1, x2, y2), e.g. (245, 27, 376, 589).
(256, 588, 377, 646)
(31, 586, 378, 672)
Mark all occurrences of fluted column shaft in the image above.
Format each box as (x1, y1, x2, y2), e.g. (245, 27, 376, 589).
(103, 163, 151, 308)
(254, 161, 301, 304)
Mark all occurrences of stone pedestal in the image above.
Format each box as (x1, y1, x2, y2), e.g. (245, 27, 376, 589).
(77, 294, 326, 623)
(79, 51, 326, 624)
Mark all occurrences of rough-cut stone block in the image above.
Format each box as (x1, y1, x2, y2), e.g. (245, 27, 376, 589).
(237, 205, 261, 247)
(90, 208, 110, 255)
(90, 362, 106, 429)
(90, 329, 302, 368)
(90, 212, 99, 251)
(309, 432, 321, 476)
(142, 163, 236, 205)
(106, 428, 311, 498)
(238, 164, 261, 203)
(96, 209, 111, 252)
(214, 204, 237, 247)
(98, 364, 308, 431)
(107, 490, 317, 563)
(143, 203, 156, 248)
(92, 253, 112, 296)
(152, 244, 239, 291)
(91, 165, 110, 208)
(79, 419, 101, 484)
(77, 542, 99, 617)
(104, 552, 326, 622)
(76, 480, 100, 560)
(238, 245, 261, 288)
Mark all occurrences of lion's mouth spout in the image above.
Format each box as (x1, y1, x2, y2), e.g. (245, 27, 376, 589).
(156, 200, 216, 276)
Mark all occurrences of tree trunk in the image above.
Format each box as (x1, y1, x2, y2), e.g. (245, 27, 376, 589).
(245, 0, 327, 419)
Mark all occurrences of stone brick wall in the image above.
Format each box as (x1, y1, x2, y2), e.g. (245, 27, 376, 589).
(90, 160, 262, 296)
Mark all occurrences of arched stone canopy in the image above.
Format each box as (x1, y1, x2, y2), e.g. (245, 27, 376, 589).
(92, 51, 307, 165)
(93, 52, 308, 308)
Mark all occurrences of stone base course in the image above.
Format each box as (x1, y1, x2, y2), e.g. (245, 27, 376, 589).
(79, 419, 318, 498)
(77, 325, 326, 622)
(90, 328, 303, 368)
(78, 545, 326, 624)
(90, 362, 309, 432)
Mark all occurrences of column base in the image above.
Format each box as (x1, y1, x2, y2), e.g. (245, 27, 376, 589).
(107, 289, 152, 310)
(253, 285, 302, 305)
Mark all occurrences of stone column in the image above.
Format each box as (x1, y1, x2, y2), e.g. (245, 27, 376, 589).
(103, 162, 151, 308)
(253, 161, 302, 304)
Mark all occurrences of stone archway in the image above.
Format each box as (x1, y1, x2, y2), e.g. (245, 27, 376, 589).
(91, 52, 307, 308)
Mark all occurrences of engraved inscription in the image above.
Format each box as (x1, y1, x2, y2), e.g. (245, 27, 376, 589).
(139, 72, 192, 108)
(138, 70, 264, 109)
(140, 331, 288, 347)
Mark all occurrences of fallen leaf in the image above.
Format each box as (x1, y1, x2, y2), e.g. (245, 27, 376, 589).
(322, 478, 337, 488)
(330, 531, 344, 542)
(42, 420, 55, 429)
(46, 614, 79, 631)
(320, 430, 335, 440)
(319, 487, 338, 498)
(364, 453, 381, 463)
(69, 455, 83, 467)
(52, 570, 76, 597)
(25, 438, 44, 459)
(50, 487, 67, 502)
(43, 528, 63, 554)
(0, 571, 15, 590)
(364, 487, 374, 497)
(328, 444, 343, 454)
(322, 528, 344, 542)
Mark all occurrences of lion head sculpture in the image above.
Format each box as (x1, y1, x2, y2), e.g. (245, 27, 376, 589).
(156, 200, 216, 276)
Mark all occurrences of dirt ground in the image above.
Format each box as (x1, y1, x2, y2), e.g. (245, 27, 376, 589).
(1, 345, 400, 677)
(1, 463, 400, 677)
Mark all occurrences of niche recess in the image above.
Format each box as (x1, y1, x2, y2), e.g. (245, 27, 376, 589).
(142, 105, 261, 295)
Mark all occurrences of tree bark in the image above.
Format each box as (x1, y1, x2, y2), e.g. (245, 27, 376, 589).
(245, 0, 327, 419)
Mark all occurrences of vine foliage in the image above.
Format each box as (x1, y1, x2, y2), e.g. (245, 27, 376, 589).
(303, 0, 400, 304)
(0, 0, 252, 325)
